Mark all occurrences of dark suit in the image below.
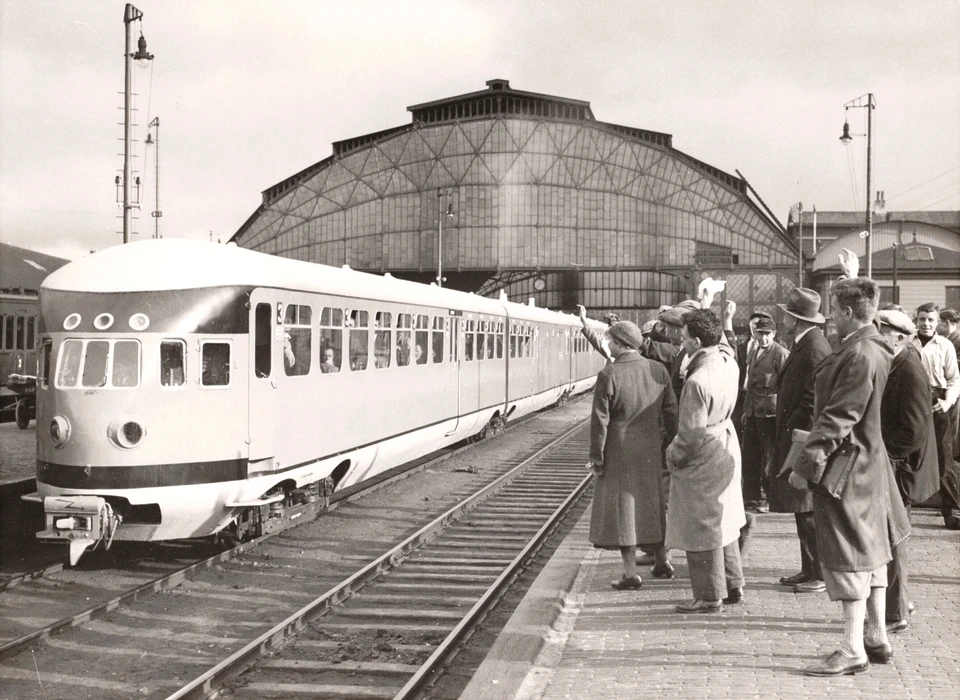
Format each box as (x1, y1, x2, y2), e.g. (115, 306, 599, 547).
(881, 344, 940, 621)
(741, 340, 788, 502)
(770, 327, 831, 580)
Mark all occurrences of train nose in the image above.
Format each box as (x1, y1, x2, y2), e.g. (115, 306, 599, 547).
(108, 417, 147, 449)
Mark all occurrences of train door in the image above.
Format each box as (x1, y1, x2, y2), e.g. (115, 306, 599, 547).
(445, 312, 461, 436)
(247, 291, 276, 465)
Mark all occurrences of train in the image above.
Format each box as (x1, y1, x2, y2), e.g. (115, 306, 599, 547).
(0, 292, 40, 428)
(24, 239, 607, 564)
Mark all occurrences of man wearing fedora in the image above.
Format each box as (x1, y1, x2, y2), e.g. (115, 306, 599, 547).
(769, 288, 832, 593)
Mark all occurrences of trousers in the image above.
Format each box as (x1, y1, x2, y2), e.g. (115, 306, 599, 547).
(741, 416, 776, 502)
(886, 504, 911, 621)
(796, 511, 822, 579)
(687, 542, 744, 601)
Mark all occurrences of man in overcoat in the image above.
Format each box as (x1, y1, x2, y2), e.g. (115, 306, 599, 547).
(665, 309, 746, 613)
(790, 277, 911, 676)
(770, 288, 831, 593)
(741, 315, 789, 511)
(588, 321, 678, 589)
(877, 310, 940, 632)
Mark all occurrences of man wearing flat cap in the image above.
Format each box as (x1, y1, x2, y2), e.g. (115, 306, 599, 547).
(770, 288, 831, 593)
(878, 309, 939, 633)
(588, 321, 678, 588)
(741, 313, 788, 513)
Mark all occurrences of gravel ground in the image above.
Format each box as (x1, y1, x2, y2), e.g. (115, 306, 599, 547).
(0, 422, 36, 484)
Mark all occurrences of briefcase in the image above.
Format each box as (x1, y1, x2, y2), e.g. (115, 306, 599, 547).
(779, 429, 858, 500)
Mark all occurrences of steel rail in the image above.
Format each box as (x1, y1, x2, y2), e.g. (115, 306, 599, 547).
(163, 418, 589, 700)
(0, 411, 544, 662)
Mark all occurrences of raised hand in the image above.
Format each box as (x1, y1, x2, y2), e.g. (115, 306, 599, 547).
(838, 248, 859, 279)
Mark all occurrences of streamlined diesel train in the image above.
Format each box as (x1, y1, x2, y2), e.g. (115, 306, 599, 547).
(25, 239, 606, 563)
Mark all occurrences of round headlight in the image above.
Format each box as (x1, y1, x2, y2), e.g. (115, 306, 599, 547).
(108, 417, 146, 449)
(94, 313, 115, 330)
(50, 416, 71, 448)
(63, 313, 81, 331)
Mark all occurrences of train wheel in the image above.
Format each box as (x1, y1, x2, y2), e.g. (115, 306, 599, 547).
(15, 399, 31, 430)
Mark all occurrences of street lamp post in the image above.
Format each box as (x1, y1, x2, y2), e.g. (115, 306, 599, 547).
(122, 4, 154, 244)
(145, 117, 161, 238)
(436, 188, 456, 287)
(794, 201, 804, 286)
(839, 93, 876, 277)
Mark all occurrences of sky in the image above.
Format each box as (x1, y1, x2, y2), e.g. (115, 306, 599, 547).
(1, 0, 958, 261)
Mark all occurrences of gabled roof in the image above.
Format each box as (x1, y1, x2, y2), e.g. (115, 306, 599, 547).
(0, 242, 70, 295)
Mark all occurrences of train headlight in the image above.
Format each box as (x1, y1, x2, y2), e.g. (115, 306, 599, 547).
(50, 416, 71, 448)
(108, 417, 146, 449)
(128, 313, 150, 331)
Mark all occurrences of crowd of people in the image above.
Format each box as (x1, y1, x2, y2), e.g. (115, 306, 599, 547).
(580, 251, 959, 677)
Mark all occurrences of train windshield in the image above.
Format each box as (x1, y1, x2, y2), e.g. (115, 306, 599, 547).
(56, 339, 141, 389)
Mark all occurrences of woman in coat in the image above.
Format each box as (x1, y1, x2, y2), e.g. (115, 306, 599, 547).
(588, 321, 678, 589)
(665, 309, 746, 613)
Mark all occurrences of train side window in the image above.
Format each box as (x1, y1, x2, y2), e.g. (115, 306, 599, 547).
(4, 315, 14, 350)
(26, 317, 35, 351)
(486, 326, 494, 359)
(39, 340, 52, 388)
(396, 313, 412, 366)
(14, 316, 25, 350)
(202, 342, 231, 386)
(348, 309, 368, 371)
(415, 314, 428, 365)
(283, 304, 312, 376)
(111, 340, 140, 387)
(432, 317, 444, 363)
(319, 308, 343, 374)
(56, 340, 82, 387)
(82, 340, 109, 387)
(475, 323, 485, 361)
(375, 312, 392, 369)
(160, 340, 186, 387)
(464, 319, 474, 362)
(510, 324, 517, 359)
(496, 323, 503, 359)
(254, 303, 272, 379)
(449, 318, 458, 363)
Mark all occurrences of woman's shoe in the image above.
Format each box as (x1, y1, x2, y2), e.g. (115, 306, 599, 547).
(675, 599, 722, 614)
(611, 574, 643, 590)
(651, 561, 676, 579)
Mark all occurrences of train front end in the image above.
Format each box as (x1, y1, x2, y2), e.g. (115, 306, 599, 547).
(27, 241, 252, 564)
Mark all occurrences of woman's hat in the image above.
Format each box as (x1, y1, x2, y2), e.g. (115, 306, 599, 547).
(606, 321, 645, 350)
(776, 287, 825, 324)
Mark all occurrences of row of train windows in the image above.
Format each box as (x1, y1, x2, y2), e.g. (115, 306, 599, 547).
(1, 314, 36, 352)
(256, 304, 540, 378)
(45, 339, 230, 389)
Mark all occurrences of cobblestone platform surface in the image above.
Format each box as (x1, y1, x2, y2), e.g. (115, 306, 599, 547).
(464, 505, 960, 700)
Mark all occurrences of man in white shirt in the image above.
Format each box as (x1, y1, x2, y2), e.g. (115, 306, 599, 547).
(912, 303, 960, 530)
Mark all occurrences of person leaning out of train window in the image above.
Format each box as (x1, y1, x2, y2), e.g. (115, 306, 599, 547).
(588, 320, 678, 590)
(320, 347, 339, 374)
(282, 332, 296, 370)
(577, 304, 617, 363)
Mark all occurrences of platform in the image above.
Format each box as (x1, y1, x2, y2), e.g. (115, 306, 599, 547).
(464, 504, 960, 699)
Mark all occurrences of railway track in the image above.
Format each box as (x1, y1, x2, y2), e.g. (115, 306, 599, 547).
(0, 398, 592, 700)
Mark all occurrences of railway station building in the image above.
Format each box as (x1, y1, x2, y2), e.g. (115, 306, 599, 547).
(231, 79, 798, 329)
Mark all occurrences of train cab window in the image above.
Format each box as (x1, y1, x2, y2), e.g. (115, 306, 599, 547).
(3, 315, 13, 350)
(111, 340, 140, 387)
(282, 304, 312, 376)
(202, 342, 231, 386)
(375, 312, 392, 369)
(56, 340, 82, 387)
(39, 340, 52, 389)
(464, 319, 474, 361)
(415, 315, 429, 365)
(254, 303, 272, 379)
(396, 313, 412, 366)
(82, 340, 109, 387)
(432, 317, 444, 363)
(347, 309, 368, 371)
(160, 340, 186, 387)
(26, 317, 35, 351)
(319, 308, 343, 374)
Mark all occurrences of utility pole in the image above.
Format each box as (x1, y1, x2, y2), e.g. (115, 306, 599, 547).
(147, 117, 161, 238)
(122, 4, 153, 244)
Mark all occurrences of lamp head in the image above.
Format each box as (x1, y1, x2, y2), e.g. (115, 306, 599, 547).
(839, 119, 852, 144)
(145, 133, 154, 145)
(133, 33, 154, 67)
(445, 203, 455, 218)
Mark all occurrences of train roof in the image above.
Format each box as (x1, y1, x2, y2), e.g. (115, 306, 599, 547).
(41, 239, 580, 325)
